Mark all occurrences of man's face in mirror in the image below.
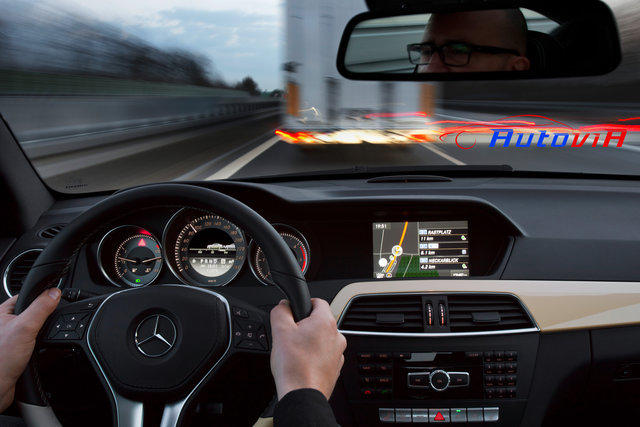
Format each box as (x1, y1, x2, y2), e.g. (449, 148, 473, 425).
(417, 9, 531, 73)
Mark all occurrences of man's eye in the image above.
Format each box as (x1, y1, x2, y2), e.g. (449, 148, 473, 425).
(448, 44, 471, 54)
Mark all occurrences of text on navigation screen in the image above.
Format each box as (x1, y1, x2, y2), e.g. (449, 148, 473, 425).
(372, 221, 469, 278)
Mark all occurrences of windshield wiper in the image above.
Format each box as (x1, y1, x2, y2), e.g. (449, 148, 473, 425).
(232, 164, 514, 183)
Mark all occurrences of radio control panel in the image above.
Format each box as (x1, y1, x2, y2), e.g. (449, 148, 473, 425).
(356, 350, 518, 400)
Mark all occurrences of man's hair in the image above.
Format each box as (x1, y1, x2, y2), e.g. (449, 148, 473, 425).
(426, 8, 529, 55)
(502, 8, 528, 55)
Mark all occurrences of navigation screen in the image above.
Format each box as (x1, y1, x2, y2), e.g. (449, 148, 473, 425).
(373, 221, 469, 278)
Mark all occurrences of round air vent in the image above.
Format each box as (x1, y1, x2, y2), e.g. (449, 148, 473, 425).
(3, 249, 43, 297)
(38, 224, 65, 239)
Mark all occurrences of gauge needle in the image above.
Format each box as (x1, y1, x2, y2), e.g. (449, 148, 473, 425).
(142, 257, 162, 263)
(118, 257, 137, 263)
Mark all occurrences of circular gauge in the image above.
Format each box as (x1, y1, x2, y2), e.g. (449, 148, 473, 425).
(249, 225, 310, 286)
(98, 226, 163, 288)
(172, 213, 246, 286)
(114, 234, 162, 287)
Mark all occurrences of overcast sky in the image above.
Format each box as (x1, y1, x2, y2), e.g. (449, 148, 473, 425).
(59, 0, 283, 90)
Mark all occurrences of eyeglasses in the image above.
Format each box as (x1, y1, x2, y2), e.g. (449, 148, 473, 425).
(407, 41, 521, 67)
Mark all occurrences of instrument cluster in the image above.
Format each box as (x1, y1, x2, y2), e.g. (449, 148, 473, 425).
(96, 208, 311, 288)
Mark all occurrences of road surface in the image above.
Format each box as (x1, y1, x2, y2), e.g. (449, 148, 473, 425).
(15, 105, 640, 192)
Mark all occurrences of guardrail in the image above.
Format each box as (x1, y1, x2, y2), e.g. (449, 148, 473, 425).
(0, 96, 280, 159)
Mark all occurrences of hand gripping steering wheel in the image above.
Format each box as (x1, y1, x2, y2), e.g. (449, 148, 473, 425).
(14, 183, 313, 427)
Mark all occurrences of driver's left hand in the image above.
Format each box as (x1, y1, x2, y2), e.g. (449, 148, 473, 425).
(0, 289, 61, 412)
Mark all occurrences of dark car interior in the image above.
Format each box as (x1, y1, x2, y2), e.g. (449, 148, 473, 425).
(2, 0, 640, 426)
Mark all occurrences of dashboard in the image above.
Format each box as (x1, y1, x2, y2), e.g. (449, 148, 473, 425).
(3, 177, 640, 426)
(53, 194, 515, 296)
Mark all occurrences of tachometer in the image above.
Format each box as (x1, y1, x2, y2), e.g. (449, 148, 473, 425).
(172, 213, 246, 286)
(249, 225, 310, 286)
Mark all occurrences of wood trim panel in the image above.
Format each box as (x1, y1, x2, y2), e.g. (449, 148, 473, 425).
(330, 280, 640, 332)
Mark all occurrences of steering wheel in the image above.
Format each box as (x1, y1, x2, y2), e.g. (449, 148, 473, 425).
(14, 183, 313, 427)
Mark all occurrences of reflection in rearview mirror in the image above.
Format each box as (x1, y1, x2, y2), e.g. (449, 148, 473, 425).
(345, 9, 550, 74)
(340, 5, 619, 80)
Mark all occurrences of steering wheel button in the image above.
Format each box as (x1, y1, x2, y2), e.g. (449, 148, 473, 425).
(237, 340, 262, 350)
(257, 332, 269, 350)
(238, 320, 260, 331)
(232, 307, 249, 318)
(48, 322, 63, 338)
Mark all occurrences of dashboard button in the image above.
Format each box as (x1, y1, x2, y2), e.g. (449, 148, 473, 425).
(484, 351, 494, 362)
(378, 388, 393, 399)
(379, 408, 395, 423)
(395, 409, 412, 423)
(505, 351, 518, 361)
(449, 372, 470, 387)
(506, 375, 517, 386)
(378, 363, 393, 374)
(429, 408, 450, 423)
(361, 388, 375, 398)
(361, 377, 375, 386)
(494, 351, 505, 362)
(408, 373, 429, 388)
(358, 352, 374, 362)
(451, 408, 467, 423)
(359, 364, 375, 373)
(506, 362, 518, 374)
(467, 408, 484, 422)
(412, 409, 429, 423)
(484, 407, 500, 422)
(376, 352, 392, 361)
(377, 377, 392, 386)
(429, 370, 450, 391)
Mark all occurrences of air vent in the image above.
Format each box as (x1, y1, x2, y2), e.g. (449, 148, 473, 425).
(447, 294, 534, 332)
(339, 294, 423, 332)
(38, 224, 65, 239)
(3, 249, 42, 297)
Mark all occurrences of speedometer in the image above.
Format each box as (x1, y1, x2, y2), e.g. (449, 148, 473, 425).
(172, 213, 246, 286)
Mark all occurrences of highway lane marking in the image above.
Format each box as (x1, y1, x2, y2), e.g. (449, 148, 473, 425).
(205, 136, 281, 180)
(420, 143, 466, 165)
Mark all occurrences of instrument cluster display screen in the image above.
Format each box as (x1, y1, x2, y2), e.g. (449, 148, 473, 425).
(373, 221, 469, 278)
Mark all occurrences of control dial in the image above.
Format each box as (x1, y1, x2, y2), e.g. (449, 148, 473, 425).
(429, 369, 450, 391)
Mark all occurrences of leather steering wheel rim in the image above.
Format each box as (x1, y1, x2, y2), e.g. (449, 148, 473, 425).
(14, 183, 312, 416)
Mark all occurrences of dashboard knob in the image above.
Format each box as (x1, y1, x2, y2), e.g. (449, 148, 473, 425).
(429, 369, 450, 391)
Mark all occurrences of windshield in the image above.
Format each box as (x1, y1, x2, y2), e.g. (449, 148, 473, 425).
(0, 0, 638, 193)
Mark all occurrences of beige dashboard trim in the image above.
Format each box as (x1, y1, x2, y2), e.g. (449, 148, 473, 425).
(330, 280, 640, 333)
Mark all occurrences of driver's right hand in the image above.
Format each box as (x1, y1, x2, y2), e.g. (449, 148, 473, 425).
(270, 298, 347, 401)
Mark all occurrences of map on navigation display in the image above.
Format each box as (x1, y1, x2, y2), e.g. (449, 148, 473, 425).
(372, 221, 470, 279)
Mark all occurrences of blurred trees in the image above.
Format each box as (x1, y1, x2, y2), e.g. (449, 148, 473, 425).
(234, 77, 260, 96)
(0, 0, 273, 94)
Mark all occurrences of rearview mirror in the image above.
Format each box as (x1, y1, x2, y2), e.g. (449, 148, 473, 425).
(336, 1, 620, 81)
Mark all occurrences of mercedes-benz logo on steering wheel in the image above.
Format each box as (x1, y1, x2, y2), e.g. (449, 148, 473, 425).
(134, 314, 177, 357)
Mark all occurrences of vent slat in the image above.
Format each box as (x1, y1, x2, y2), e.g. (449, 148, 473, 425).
(38, 225, 65, 239)
(448, 294, 534, 332)
(4, 250, 42, 297)
(340, 295, 424, 332)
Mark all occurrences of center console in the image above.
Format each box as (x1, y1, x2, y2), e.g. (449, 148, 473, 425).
(337, 293, 539, 425)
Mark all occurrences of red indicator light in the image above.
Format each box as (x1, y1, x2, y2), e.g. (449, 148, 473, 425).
(139, 229, 152, 236)
(434, 411, 445, 421)
(138, 238, 146, 247)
